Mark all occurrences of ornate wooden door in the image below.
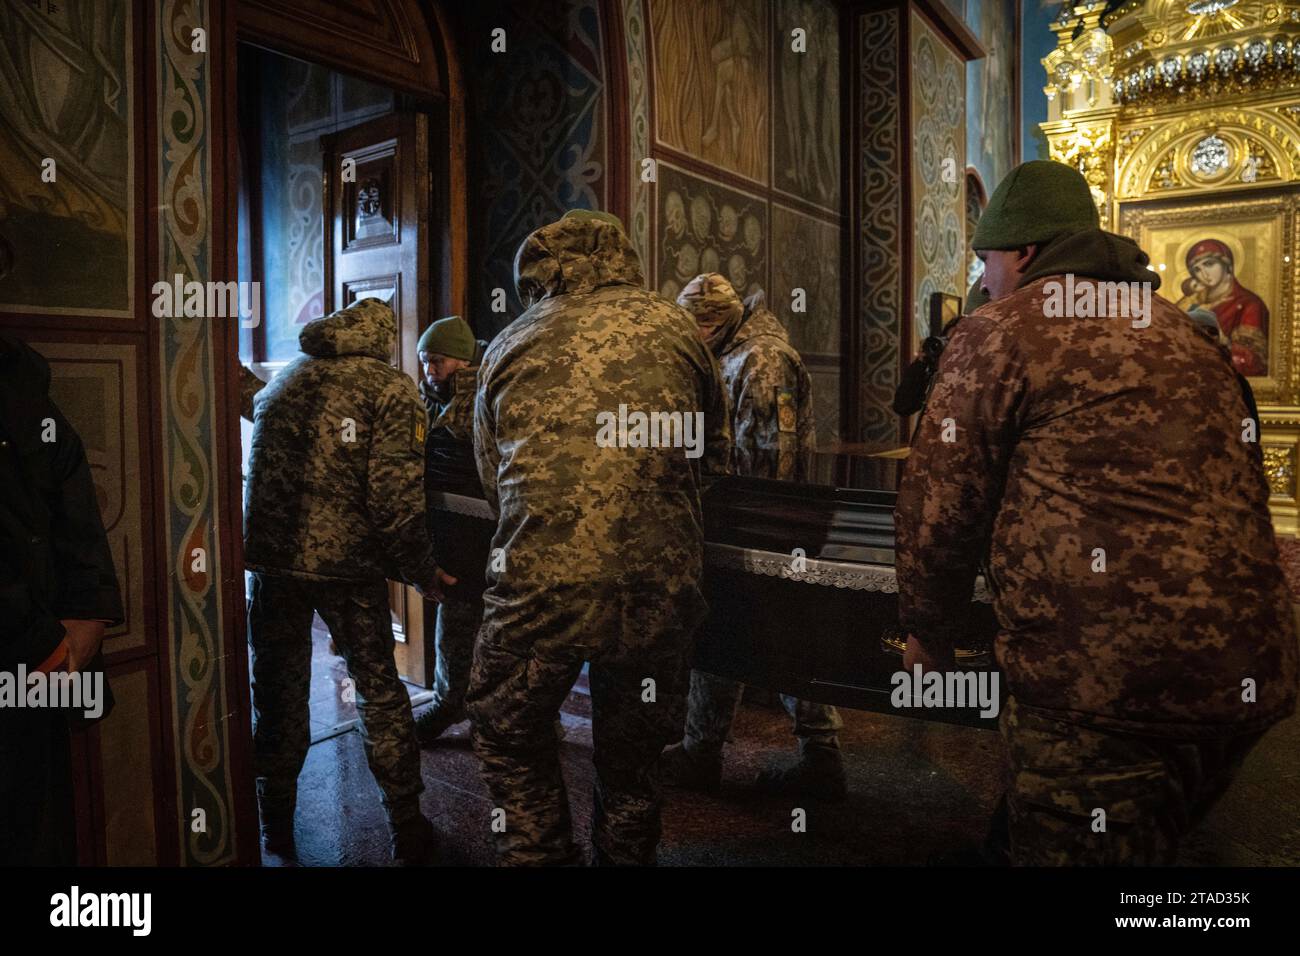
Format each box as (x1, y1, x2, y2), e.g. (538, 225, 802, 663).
(322, 111, 435, 686)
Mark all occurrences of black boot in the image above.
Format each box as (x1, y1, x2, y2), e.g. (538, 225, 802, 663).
(414, 703, 466, 745)
(754, 747, 848, 802)
(258, 794, 297, 859)
(391, 814, 438, 866)
(658, 741, 723, 793)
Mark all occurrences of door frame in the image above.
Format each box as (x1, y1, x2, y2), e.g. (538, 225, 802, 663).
(217, 0, 468, 862)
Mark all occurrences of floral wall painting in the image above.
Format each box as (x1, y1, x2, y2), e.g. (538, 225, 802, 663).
(650, 0, 769, 184)
(0, 0, 134, 316)
(771, 204, 840, 357)
(656, 163, 768, 308)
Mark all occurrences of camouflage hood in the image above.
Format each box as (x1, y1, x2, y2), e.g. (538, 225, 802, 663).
(727, 289, 793, 356)
(299, 297, 395, 360)
(513, 212, 645, 309)
(676, 272, 744, 357)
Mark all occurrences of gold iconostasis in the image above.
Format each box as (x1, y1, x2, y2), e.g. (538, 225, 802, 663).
(1041, 0, 1300, 533)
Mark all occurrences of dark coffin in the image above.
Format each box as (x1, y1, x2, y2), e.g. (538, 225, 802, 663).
(429, 474, 1003, 729)
(697, 476, 1002, 729)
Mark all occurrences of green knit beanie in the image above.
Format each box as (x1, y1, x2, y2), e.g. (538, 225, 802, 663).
(971, 160, 1099, 251)
(417, 315, 476, 361)
(561, 208, 627, 233)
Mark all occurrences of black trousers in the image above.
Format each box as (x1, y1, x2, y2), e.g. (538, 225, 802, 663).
(0, 707, 76, 865)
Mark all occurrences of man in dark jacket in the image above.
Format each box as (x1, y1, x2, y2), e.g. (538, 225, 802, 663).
(244, 297, 454, 864)
(0, 333, 123, 866)
(897, 161, 1297, 865)
(414, 315, 491, 744)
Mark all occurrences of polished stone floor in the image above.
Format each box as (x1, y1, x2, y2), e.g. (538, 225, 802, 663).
(265, 652, 1300, 867)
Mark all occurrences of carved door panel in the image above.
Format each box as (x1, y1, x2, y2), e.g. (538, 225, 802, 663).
(322, 111, 434, 686)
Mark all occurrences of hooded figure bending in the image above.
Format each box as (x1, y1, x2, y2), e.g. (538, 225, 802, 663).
(468, 210, 731, 866)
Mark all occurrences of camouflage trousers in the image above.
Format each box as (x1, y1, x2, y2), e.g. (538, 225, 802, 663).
(248, 572, 423, 826)
(1000, 695, 1264, 866)
(430, 591, 482, 717)
(467, 617, 692, 866)
(683, 669, 842, 756)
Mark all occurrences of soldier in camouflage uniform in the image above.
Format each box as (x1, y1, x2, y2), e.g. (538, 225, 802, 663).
(468, 210, 730, 865)
(660, 273, 846, 801)
(897, 161, 1298, 865)
(244, 297, 454, 865)
(413, 315, 491, 744)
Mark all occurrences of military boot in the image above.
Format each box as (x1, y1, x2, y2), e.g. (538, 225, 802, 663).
(754, 747, 848, 803)
(257, 794, 296, 859)
(391, 814, 438, 866)
(658, 741, 723, 793)
(414, 703, 465, 745)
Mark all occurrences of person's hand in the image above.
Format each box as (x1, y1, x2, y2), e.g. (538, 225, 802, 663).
(417, 567, 458, 604)
(59, 620, 106, 673)
(903, 632, 955, 673)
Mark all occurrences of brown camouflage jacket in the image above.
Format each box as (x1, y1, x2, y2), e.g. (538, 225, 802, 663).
(715, 290, 816, 481)
(897, 264, 1297, 737)
(244, 298, 437, 586)
(474, 214, 731, 657)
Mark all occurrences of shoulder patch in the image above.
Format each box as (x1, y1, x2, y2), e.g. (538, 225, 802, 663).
(776, 387, 797, 434)
(412, 405, 427, 454)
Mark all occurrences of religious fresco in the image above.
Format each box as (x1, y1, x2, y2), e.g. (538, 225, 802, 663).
(650, 0, 769, 184)
(1127, 200, 1287, 382)
(656, 164, 767, 306)
(771, 205, 840, 357)
(0, 0, 133, 316)
(965, 0, 1017, 196)
(772, 0, 840, 210)
(468, 0, 607, 333)
(911, 10, 966, 351)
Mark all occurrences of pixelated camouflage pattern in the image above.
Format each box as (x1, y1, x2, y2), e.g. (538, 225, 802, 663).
(474, 214, 731, 639)
(430, 590, 481, 716)
(248, 573, 423, 825)
(468, 212, 729, 865)
(678, 275, 816, 481)
(244, 297, 437, 586)
(897, 272, 1298, 737)
(1000, 695, 1263, 865)
(240, 365, 266, 422)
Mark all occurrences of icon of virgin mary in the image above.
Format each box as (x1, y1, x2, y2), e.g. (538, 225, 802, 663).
(1174, 240, 1269, 376)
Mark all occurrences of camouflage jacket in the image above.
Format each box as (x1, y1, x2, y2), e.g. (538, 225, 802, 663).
(244, 298, 437, 586)
(714, 290, 816, 481)
(896, 268, 1297, 737)
(474, 214, 731, 656)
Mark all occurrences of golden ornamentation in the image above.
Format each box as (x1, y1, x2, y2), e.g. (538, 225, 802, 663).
(1115, 106, 1300, 199)
(1264, 443, 1298, 496)
(1048, 124, 1115, 227)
